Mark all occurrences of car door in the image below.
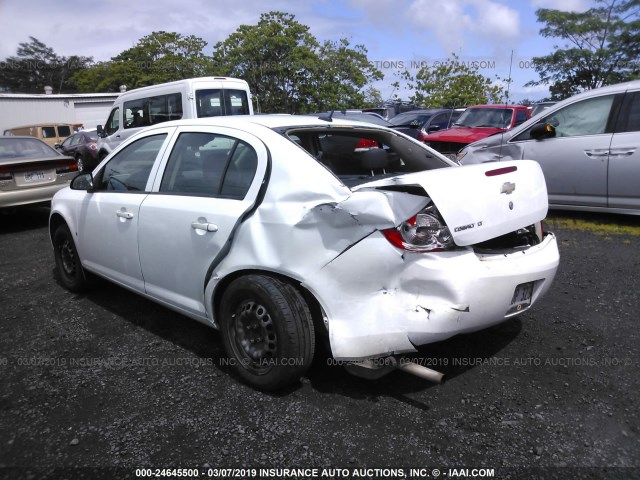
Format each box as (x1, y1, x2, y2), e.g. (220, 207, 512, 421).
(608, 89, 640, 211)
(510, 93, 618, 208)
(76, 130, 172, 291)
(138, 127, 268, 319)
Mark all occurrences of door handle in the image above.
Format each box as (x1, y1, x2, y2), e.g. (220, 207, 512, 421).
(191, 222, 218, 232)
(584, 149, 609, 158)
(609, 148, 636, 157)
(116, 211, 134, 219)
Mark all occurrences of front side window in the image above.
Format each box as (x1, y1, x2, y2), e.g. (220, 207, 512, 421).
(429, 112, 452, 131)
(104, 108, 120, 136)
(515, 95, 615, 141)
(95, 134, 167, 192)
(160, 132, 257, 200)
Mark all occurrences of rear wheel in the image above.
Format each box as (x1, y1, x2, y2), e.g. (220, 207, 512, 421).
(220, 275, 315, 390)
(53, 225, 93, 292)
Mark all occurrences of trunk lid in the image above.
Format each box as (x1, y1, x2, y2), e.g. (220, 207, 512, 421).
(354, 160, 548, 246)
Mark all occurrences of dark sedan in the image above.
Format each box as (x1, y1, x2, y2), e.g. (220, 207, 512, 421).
(389, 109, 464, 142)
(58, 130, 99, 172)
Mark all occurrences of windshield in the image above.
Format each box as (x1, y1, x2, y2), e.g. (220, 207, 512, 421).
(0, 138, 59, 160)
(454, 108, 513, 129)
(389, 113, 433, 127)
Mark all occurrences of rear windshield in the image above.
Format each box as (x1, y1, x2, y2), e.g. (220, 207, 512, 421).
(389, 113, 433, 127)
(283, 127, 451, 187)
(0, 138, 58, 159)
(455, 108, 513, 129)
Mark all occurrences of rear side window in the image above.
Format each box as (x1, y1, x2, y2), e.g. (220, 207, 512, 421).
(615, 91, 640, 133)
(160, 132, 257, 200)
(42, 127, 56, 138)
(124, 94, 183, 129)
(96, 134, 167, 192)
(57, 126, 71, 137)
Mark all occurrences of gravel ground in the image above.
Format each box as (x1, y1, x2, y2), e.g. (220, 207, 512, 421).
(0, 207, 638, 480)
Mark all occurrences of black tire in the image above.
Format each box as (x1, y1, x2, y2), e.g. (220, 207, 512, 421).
(53, 225, 93, 292)
(219, 275, 315, 391)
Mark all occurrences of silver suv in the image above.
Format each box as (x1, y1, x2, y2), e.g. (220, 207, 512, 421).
(458, 80, 640, 215)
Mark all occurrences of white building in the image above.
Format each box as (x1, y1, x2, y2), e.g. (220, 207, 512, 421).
(0, 91, 120, 134)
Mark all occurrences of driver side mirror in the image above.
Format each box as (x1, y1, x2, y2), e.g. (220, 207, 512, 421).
(71, 172, 94, 192)
(530, 123, 556, 140)
(96, 125, 105, 138)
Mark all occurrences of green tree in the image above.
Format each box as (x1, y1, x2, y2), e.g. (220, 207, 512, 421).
(408, 54, 505, 107)
(211, 11, 382, 113)
(72, 31, 208, 92)
(211, 12, 318, 113)
(526, 0, 640, 100)
(0, 37, 92, 93)
(307, 39, 383, 111)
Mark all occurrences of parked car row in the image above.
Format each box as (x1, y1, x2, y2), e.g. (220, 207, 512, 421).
(458, 80, 640, 215)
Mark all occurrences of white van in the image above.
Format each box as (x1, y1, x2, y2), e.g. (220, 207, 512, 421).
(96, 77, 253, 160)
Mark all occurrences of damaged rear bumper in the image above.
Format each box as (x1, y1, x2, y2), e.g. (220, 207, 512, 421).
(303, 232, 559, 360)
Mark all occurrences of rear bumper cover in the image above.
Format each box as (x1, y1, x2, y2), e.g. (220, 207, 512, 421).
(304, 232, 559, 360)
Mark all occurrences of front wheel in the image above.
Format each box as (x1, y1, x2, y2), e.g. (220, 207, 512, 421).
(53, 225, 93, 292)
(219, 275, 315, 391)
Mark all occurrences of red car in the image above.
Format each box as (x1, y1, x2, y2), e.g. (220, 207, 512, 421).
(424, 105, 530, 161)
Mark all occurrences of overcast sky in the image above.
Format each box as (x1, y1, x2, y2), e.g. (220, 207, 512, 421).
(0, 0, 593, 101)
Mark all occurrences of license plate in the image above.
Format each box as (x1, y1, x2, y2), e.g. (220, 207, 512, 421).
(23, 171, 46, 183)
(507, 282, 533, 315)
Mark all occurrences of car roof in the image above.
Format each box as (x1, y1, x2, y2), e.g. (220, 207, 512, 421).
(145, 114, 394, 130)
(466, 104, 522, 109)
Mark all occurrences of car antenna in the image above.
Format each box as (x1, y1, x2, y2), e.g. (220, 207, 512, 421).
(498, 49, 514, 161)
(318, 110, 334, 122)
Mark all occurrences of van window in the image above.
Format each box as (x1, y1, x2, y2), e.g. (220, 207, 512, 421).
(124, 93, 184, 129)
(149, 93, 183, 124)
(42, 127, 56, 138)
(57, 125, 71, 137)
(196, 89, 250, 117)
(105, 108, 120, 136)
(124, 99, 148, 129)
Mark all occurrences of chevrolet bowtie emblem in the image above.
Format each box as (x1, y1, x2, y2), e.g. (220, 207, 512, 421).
(501, 182, 516, 195)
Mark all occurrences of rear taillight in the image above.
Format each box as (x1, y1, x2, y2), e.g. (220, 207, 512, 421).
(0, 166, 12, 181)
(354, 138, 378, 152)
(55, 160, 78, 174)
(382, 204, 454, 252)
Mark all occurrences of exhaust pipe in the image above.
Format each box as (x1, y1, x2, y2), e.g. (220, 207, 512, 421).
(396, 360, 445, 384)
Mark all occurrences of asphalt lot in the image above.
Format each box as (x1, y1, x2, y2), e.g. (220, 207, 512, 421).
(0, 206, 638, 480)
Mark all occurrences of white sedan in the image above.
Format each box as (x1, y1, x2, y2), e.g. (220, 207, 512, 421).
(50, 115, 559, 390)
